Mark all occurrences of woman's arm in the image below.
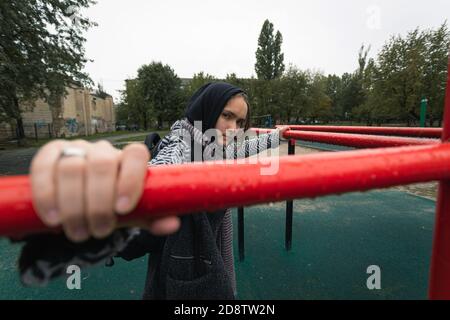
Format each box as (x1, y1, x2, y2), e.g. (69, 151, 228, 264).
(224, 127, 289, 159)
(232, 130, 280, 159)
(149, 133, 190, 166)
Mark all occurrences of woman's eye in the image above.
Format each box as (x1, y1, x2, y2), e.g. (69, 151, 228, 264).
(223, 112, 231, 119)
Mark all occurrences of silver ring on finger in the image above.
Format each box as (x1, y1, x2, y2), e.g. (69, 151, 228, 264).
(59, 147, 87, 160)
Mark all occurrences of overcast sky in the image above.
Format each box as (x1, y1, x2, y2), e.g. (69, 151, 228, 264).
(81, 0, 450, 101)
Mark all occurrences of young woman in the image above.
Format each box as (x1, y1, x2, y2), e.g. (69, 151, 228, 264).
(22, 82, 289, 299)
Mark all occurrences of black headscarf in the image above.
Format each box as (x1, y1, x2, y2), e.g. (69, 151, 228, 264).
(185, 82, 245, 133)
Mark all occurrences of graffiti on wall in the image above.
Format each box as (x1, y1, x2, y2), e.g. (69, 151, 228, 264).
(65, 118, 79, 134)
(36, 120, 47, 128)
(91, 118, 109, 133)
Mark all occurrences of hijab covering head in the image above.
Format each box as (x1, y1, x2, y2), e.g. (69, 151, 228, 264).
(185, 82, 246, 133)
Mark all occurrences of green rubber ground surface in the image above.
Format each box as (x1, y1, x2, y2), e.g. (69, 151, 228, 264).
(0, 189, 435, 300)
(233, 190, 435, 300)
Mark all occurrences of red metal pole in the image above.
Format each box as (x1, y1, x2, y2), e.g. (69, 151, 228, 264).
(283, 130, 438, 148)
(285, 125, 442, 138)
(429, 53, 450, 300)
(251, 128, 438, 148)
(1, 143, 450, 238)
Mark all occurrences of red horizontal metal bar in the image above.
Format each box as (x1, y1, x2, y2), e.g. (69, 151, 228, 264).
(429, 53, 450, 300)
(284, 130, 438, 148)
(284, 125, 442, 138)
(251, 128, 438, 148)
(0, 143, 449, 238)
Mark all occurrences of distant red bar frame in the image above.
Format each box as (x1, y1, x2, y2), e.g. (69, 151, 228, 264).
(251, 128, 439, 148)
(285, 125, 442, 138)
(283, 130, 438, 148)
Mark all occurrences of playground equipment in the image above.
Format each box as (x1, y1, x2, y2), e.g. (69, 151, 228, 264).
(0, 57, 449, 299)
(276, 125, 442, 138)
(252, 129, 439, 148)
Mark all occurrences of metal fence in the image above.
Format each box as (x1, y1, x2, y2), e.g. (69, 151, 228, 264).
(4, 123, 54, 141)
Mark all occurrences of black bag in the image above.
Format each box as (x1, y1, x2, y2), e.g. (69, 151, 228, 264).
(144, 132, 163, 158)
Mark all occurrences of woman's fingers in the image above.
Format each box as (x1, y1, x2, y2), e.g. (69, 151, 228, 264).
(146, 216, 181, 236)
(119, 216, 181, 236)
(113, 144, 181, 235)
(278, 125, 290, 134)
(277, 126, 290, 140)
(56, 140, 92, 242)
(30, 140, 67, 226)
(85, 141, 120, 239)
(31, 139, 181, 241)
(115, 143, 150, 215)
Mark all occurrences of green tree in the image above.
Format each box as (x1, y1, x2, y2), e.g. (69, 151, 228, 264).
(136, 62, 182, 129)
(184, 72, 217, 99)
(225, 73, 247, 89)
(350, 45, 381, 125)
(117, 79, 146, 128)
(325, 74, 344, 120)
(368, 29, 431, 125)
(0, 0, 96, 142)
(345, 45, 372, 121)
(252, 79, 277, 121)
(255, 19, 285, 80)
(339, 73, 356, 119)
(273, 31, 285, 79)
(280, 66, 309, 123)
(423, 23, 450, 126)
(304, 72, 332, 123)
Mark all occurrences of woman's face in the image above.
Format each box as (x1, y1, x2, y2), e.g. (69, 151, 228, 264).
(214, 96, 248, 146)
